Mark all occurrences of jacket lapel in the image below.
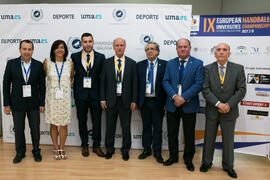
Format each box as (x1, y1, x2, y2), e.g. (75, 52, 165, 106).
(78, 51, 87, 73)
(155, 58, 162, 91)
(223, 61, 231, 87)
(212, 62, 221, 88)
(182, 56, 192, 82)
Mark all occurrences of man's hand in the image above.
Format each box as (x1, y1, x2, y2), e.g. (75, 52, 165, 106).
(130, 102, 136, 112)
(173, 95, 185, 107)
(4, 106, 11, 115)
(101, 101, 107, 110)
(217, 103, 230, 114)
(39, 106, 45, 113)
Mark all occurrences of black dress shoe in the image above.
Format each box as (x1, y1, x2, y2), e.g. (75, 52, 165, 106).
(13, 153, 25, 164)
(33, 153, 42, 162)
(185, 161, 195, 171)
(82, 146, 89, 157)
(122, 153, 129, 161)
(154, 153, 164, 163)
(105, 153, 113, 159)
(138, 151, 151, 159)
(163, 157, 178, 166)
(200, 163, 212, 172)
(224, 168, 238, 178)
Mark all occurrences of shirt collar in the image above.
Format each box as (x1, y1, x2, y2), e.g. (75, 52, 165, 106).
(82, 50, 94, 57)
(217, 61, 228, 68)
(179, 56, 190, 62)
(148, 58, 158, 65)
(115, 55, 125, 61)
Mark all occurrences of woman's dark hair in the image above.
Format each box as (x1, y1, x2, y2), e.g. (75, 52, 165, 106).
(50, 40, 68, 62)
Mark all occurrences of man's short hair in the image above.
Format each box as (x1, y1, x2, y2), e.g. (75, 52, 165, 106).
(19, 40, 34, 50)
(145, 42, 160, 52)
(81, 33, 93, 40)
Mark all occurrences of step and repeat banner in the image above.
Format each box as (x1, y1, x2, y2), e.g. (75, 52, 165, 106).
(191, 13, 270, 157)
(0, 4, 191, 149)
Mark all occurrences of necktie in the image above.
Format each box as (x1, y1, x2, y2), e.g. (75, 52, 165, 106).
(220, 66, 225, 78)
(179, 60, 186, 84)
(86, 53, 91, 72)
(147, 62, 154, 94)
(117, 59, 122, 82)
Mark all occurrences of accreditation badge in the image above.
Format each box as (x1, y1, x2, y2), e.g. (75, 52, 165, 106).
(23, 85, 31, 97)
(83, 77, 92, 88)
(55, 87, 64, 99)
(116, 82, 122, 94)
(146, 82, 151, 94)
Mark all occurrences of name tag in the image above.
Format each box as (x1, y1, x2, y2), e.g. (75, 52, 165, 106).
(83, 77, 92, 88)
(55, 87, 64, 99)
(146, 82, 151, 94)
(116, 82, 122, 94)
(178, 84, 182, 95)
(23, 85, 31, 97)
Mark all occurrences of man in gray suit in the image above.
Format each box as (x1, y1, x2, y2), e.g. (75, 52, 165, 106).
(100, 38, 137, 161)
(200, 43, 246, 178)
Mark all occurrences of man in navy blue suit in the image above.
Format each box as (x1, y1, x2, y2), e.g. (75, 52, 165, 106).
(162, 39, 203, 171)
(137, 42, 167, 163)
(71, 33, 105, 157)
(3, 40, 45, 163)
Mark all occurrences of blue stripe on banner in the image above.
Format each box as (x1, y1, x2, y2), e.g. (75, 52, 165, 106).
(191, 13, 270, 36)
(255, 88, 270, 92)
(196, 142, 270, 149)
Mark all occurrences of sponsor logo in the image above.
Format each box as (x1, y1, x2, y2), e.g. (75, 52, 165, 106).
(113, 9, 126, 21)
(140, 34, 153, 45)
(0, 14, 21, 20)
(40, 131, 50, 136)
(53, 14, 75, 19)
(165, 15, 187, 21)
(247, 110, 268, 117)
(163, 40, 177, 45)
(67, 37, 82, 53)
(247, 73, 270, 84)
(94, 41, 113, 51)
(240, 101, 269, 108)
(256, 92, 269, 97)
(133, 135, 142, 139)
(31, 9, 43, 21)
(68, 132, 75, 136)
(0, 38, 47, 44)
(81, 14, 102, 19)
(255, 87, 270, 92)
(136, 14, 159, 20)
(235, 46, 248, 55)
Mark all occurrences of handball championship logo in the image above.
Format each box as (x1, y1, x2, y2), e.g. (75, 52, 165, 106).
(67, 37, 82, 53)
(31, 9, 43, 21)
(140, 34, 153, 45)
(113, 9, 126, 21)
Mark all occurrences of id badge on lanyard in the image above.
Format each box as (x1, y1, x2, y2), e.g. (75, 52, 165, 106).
(22, 60, 32, 97)
(55, 87, 64, 99)
(146, 81, 151, 94)
(83, 77, 92, 88)
(117, 82, 122, 94)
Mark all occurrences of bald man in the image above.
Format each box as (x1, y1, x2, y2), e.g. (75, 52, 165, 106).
(100, 38, 137, 161)
(200, 43, 246, 178)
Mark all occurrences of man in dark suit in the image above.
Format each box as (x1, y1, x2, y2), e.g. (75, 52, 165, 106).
(200, 43, 246, 178)
(137, 42, 167, 163)
(71, 33, 105, 157)
(3, 40, 45, 163)
(162, 39, 204, 171)
(100, 38, 137, 161)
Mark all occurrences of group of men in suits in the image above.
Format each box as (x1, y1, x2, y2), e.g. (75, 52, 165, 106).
(3, 34, 246, 178)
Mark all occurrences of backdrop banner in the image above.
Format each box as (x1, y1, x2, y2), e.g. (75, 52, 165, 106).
(191, 13, 270, 157)
(0, 4, 192, 150)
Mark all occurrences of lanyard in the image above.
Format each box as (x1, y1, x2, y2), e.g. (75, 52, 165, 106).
(84, 53, 93, 76)
(21, 60, 31, 84)
(55, 61, 64, 88)
(114, 56, 125, 74)
(219, 70, 226, 86)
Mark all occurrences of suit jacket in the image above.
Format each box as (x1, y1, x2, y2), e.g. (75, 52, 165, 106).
(162, 56, 204, 113)
(71, 50, 105, 100)
(202, 61, 246, 120)
(100, 56, 137, 108)
(137, 58, 167, 108)
(3, 57, 45, 111)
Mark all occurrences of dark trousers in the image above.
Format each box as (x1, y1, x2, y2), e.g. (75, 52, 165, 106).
(140, 97, 164, 154)
(105, 97, 131, 154)
(202, 116, 236, 170)
(166, 107, 196, 162)
(12, 110, 40, 155)
(75, 98, 102, 147)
